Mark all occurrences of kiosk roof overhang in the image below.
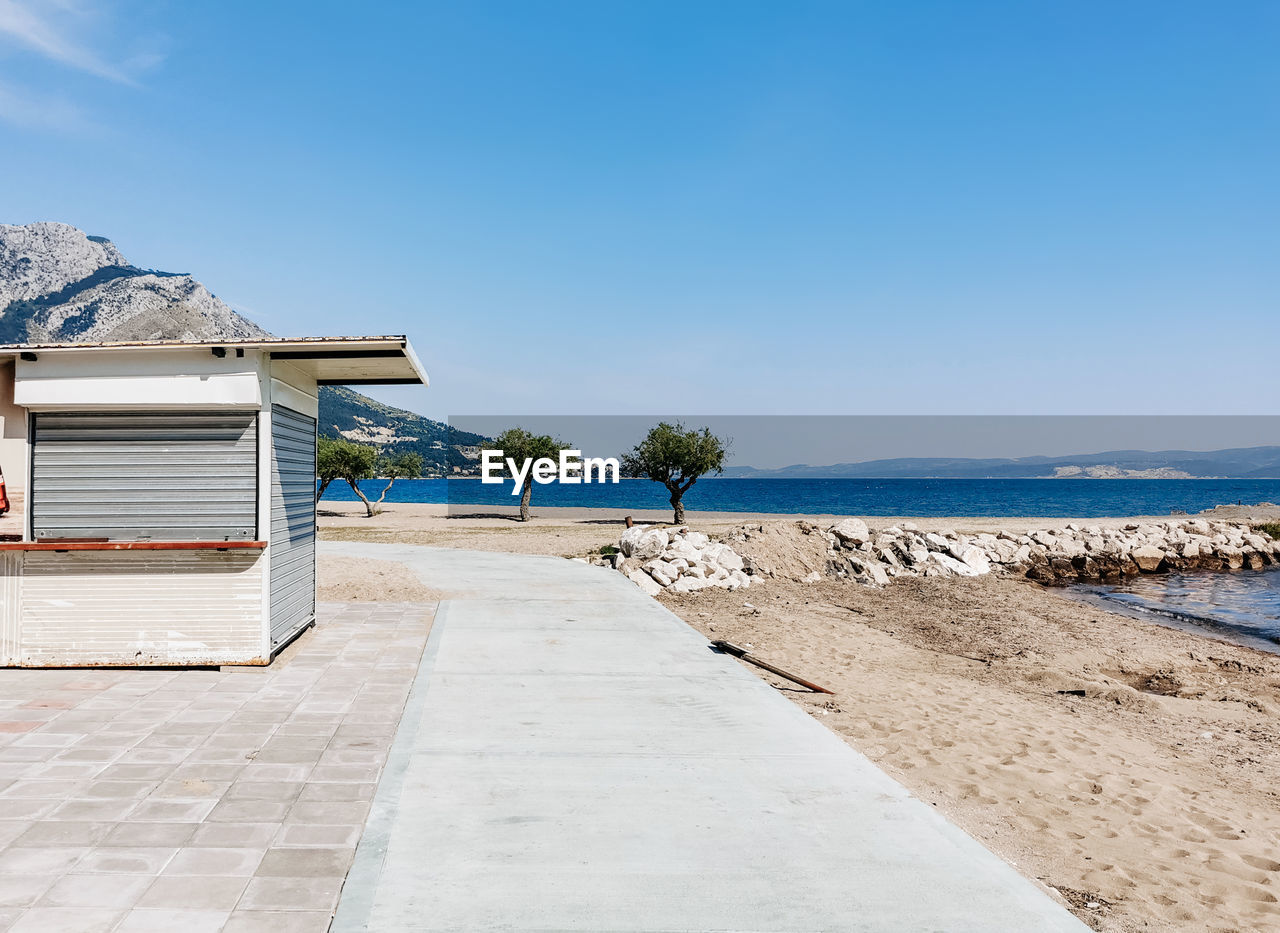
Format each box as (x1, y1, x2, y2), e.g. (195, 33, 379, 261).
(0, 336, 428, 386)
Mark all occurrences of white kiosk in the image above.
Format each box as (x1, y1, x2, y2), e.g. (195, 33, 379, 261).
(0, 336, 426, 667)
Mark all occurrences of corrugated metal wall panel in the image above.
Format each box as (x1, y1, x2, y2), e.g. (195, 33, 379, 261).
(31, 412, 258, 541)
(0, 552, 21, 664)
(18, 549, 263, 665)
(269, 405, 316, 648)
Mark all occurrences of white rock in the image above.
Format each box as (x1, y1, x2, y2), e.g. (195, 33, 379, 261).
(802, 571, 822, 583)
(847, 554, 890, 586)
(948, 542, 991, 574)
(665, 538, 703, 562)
(699, 542, 727, 564)
(991, 540, 1018, 563)
(1131, 545, 1165, 572)
(669, 576, 714, 594)
(830, 518, 871, 544)
(625, 569, 662, 596)
(930, 552, 980, 577)
(1219, 544, 1244, 569)
(620, 526, 669, 560)
(713, 547, 745, 573)
(640, 558, 680, 586)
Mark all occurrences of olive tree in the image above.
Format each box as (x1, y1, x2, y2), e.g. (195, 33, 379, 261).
(622, 422, 727, 524)
(490, 427, 572, 522)
(317, 436, 378, 517)
(375, 451, 424, 506)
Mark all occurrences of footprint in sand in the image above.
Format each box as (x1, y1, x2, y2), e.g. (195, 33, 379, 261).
(1187, 810, 1243, 841)
(1237, 887, 1276, 904)
(1241, 854, 1280, 872)
(1205, 858, 1269, 885)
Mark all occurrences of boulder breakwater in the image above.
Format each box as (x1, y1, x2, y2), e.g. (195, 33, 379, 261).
(601, 518, 1280, 594)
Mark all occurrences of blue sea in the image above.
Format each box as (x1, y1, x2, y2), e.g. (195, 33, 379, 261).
(322, 477, 1280, 518)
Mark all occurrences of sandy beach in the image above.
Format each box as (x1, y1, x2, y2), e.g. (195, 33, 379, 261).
(319, 502, 1280, 932)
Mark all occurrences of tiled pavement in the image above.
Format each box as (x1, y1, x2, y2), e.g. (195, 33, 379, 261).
(0, 602, 434, 933)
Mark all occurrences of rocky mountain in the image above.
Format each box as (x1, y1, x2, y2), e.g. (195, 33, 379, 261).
(0, 221, 472, 475)
(0, 222, 268, 343)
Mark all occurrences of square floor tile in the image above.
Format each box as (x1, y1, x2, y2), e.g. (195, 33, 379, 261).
(254, 846, 352, 879)
(221, 909, 333, 932)
(6, 906, 125, 933)
(113, 907, 230, 933)
(136, 875, 249, 911)
(190, 822, 278, 848)
(101, 823, 196, 847)
(237, 875, 342, 911)
(37, 873, 153, 908)
(0, 846, 84, 874)
(12, 822, 113, 847)
(74, 847, 176, 874)
(162, 847, 265, 877)
(0, 874, 57, 908)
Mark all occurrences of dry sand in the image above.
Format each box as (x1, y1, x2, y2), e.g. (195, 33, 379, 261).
(666, 578, 1280, 933)
(317, 554, 446, 602)
(318, 502, 1280, 931)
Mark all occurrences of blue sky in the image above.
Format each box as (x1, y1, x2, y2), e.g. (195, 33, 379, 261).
(0, 1, 1276, 422)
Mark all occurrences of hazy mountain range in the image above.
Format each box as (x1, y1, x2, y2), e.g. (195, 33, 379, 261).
(721, 447, 1280, 479)
(0, 221, 474, 476)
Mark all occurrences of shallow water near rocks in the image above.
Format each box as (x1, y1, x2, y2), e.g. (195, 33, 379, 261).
(1072, 569, 1280, 655)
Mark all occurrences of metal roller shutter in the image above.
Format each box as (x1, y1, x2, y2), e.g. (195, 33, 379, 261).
(31, 412, 258, 541)
(269, 405, 316, 647)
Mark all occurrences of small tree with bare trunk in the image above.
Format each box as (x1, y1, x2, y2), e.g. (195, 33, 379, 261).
(375, 451, 424, 506)
(622, 422, 727, 524)
(317, 436, 378, 517)
(490, 428, 572, 522)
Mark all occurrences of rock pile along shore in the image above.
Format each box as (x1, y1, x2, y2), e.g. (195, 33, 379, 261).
(602, 518, 1280, 594)
(613, 525, 753, 595)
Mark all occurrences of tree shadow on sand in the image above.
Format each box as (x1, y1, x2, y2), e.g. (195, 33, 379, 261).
(444, 511, 632, 524)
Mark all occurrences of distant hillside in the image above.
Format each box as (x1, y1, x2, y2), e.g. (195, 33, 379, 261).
(0, 221, 479, 473)
(318, 387, 488, 476)
(721, 447, 1280, 479)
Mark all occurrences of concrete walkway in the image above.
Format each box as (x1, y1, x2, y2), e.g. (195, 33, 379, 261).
(326, 542, 1089, 933)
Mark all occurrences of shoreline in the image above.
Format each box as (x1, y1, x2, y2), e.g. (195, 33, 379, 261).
(1065, 580, 1280, 657)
